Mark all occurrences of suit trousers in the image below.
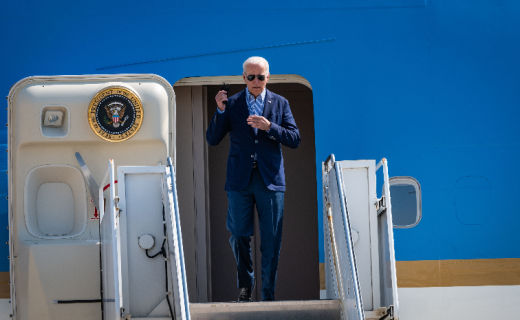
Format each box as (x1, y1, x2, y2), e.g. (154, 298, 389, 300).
(227, 168, 284, 301)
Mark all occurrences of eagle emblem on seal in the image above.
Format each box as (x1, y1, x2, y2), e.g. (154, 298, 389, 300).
(88, 86, 143, 142)
(105, 101, 129, 128)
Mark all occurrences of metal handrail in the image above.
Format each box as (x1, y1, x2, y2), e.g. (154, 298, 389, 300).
(99, 159, 124, 319)
(334, 160, 365, 320)
(375, 158, 399, 318)
(165, 157, 191, 320)
(323, 154, 365, 320)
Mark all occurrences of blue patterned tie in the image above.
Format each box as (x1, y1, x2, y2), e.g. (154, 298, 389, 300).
(249, 97, 262, 135)
(248, 98, 261, 116)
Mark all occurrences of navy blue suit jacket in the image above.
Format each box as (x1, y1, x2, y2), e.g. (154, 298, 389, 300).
(206, 89, 300, 192)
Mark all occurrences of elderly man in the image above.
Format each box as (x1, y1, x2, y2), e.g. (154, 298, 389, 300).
(206, 56, 300, 301)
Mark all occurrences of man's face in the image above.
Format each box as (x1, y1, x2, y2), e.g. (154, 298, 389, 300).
(243, 63, 269, 97)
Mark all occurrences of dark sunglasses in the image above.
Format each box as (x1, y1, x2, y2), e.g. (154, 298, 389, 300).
(246, 74, 266, 81)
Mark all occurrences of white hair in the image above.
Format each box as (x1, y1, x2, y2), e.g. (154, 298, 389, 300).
(243, 56, 270, 74)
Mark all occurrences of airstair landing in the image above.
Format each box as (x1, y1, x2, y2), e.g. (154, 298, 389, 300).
(188, 300, 389, 320)
(132, 300, 389, 320)
(190, 300, 340, 320)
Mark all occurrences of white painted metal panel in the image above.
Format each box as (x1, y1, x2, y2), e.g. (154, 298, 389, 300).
(116, 164, 190, 319)
(339, 166, 373, 309)
(117, 166, 168, 317)
(399, 286, 520, 320)
(337, 160, 379, 311)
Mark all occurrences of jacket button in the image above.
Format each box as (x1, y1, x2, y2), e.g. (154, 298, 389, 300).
(254, 140, 258, 144)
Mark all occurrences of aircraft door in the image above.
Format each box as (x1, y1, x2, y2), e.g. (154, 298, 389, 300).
(8, 74, 175, 320)
(175, 82, 319, 302)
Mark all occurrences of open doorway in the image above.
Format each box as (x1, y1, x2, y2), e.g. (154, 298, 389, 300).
(175, 76, 319, 302)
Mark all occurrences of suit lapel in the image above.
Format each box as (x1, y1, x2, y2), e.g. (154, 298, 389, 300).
(237, 89, 249, 116)
(238, 89, 256, 137)
(237, 89, 251, 124)
(262, 89, 274, 119)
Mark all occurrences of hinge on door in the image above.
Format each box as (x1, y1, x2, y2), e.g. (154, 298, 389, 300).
(115, 196, 121, 217)
(121, 307, 131, 319)
(379, 305, 394, 320)
(323, 183, 329, 204)
(323, 154, 335, 173)
(376, 196, 386, 215)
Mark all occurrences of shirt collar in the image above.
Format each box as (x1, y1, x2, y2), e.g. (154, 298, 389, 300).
(246, 88, 266, 104)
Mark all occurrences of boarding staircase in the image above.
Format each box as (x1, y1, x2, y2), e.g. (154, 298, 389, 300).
(8, 75, 399, 320)
(97, 154, 398, 320)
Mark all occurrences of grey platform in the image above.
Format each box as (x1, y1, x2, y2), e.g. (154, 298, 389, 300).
(188, 300, 388, 320)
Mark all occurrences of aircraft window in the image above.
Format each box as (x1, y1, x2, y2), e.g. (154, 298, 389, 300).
(389, 176, 421, 228)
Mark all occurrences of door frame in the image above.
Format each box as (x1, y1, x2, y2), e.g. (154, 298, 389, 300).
(173, 74, 314, 302)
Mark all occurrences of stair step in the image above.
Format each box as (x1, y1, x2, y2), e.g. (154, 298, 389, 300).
(190, 300, 341, 320)
(131, 300, 388, 320)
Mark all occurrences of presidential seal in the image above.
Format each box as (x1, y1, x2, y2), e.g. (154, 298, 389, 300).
(88, 86, 143, 142)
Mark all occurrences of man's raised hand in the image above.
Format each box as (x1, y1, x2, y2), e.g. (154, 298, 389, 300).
(215, 90, 228, 111)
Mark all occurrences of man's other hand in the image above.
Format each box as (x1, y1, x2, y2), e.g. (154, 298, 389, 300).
(247, 115, 271, 131)
(215, 90, 228, 111)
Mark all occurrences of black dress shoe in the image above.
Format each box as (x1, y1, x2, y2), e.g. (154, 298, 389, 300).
(237, 287, 252, 302)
